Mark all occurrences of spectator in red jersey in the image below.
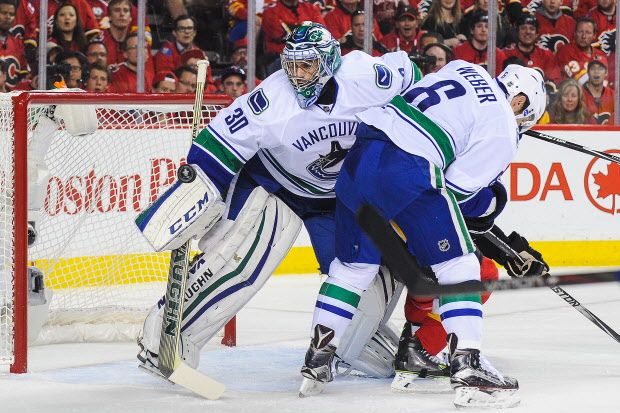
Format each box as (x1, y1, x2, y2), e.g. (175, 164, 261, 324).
(85, 62, 110, 91)
(152, 70, 178, 93)
(502, 14, 561, 86)
(174, 64, 197, 93)
(261, 0, 325, 64)
(340, 10, 389, 56)
(219, 65, 246, 99)
(110, 32, 153, 92)
(420, 0, 466, 48)
(556, 17, 607, 82)
(533, 0, 576, 52)
(588, 0, 615, 37)
(87, 0, 108, 28)
(85, 40, 108, 66)
(100, 0, 132, 65)
(56, 50, 89, 88)
(49, 3, 89, 52)
(582, 59, 615, 124)
(324, 0, 383, 42)
(549, 78, 592, 124)
(154, 15, 203, 73)
(32, 0, 100, 38)
(0, 0, 28, 89)
(453, 11, 506, 75)
(180, 49, 219, 93)
(421, 42, 453, 74)
(374, 0, 397, 37)
(382, 5, 424, 55)
(574, 0, 597, 19)
(12, 0, 37, 64)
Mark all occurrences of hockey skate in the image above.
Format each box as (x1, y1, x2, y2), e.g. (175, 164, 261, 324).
(391, 322, 451, 394)
(136, 338, 172, 383)
(448, 334, 520, 409)
(299, 324, 337, 397)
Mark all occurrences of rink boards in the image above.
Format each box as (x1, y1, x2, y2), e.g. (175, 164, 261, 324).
(30, 126, 620, 289)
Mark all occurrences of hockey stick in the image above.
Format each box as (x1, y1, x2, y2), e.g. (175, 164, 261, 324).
(355, 204, 620, 296)
(481, 231, 620, 344)
(525, 130, 620, 165)
(158, 60, 226, 400)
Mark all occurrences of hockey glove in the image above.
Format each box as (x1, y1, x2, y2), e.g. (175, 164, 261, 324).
(503, 231, 549, 278)
(462, 181, 508, 235)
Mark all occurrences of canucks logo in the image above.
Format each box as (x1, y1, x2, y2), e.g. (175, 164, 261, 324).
(306, 141, 348, 181)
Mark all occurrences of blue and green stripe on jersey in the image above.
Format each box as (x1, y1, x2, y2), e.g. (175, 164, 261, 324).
(401, 61, 424, 94)
(193, 127, 246, 173)
(429, 164, 475, 255)
(387, 95, 456, 168)
(315, 280, 361, 320)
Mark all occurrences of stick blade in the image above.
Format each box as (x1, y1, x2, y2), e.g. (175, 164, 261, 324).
(168, 359, 226, 400)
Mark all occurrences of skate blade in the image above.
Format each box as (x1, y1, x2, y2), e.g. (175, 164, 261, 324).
(391, 371, 453, 394)
(138, 363, 173, 384)
(454, 386, 520, 409)
(299, 377, 325, 398)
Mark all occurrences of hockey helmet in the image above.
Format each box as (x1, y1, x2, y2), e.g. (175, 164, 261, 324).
(496, 65, 546, 132)
(281, 21, 342, 108)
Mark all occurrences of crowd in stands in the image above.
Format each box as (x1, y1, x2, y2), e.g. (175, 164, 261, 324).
(0, 0, 616, 124)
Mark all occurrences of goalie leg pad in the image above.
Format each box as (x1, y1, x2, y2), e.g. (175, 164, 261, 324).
(335, 266, 404, 378)
(135, 167, 226, 251)
(139, 187, 302, 367)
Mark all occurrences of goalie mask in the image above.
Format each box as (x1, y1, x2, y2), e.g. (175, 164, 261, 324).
(281, 21, 342, 109)
(496, 65, 546, 132)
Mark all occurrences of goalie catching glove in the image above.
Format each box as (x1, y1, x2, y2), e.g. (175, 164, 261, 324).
(474, 226, 549, 278)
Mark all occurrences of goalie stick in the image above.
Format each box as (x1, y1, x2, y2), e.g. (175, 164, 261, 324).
(481, 231, 620, 344)
(157, 60, 226, 400)
(525, 130, 620, 165)
(355, 204, 620, 296)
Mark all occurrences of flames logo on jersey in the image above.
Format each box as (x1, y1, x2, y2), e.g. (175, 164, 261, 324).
(416, 0, 432, 19)
(526, 0, 542, 14)
(596, 29, 616, 56)
(593, 112, 612, 125)
(306, 140, 348, 181)
(1, 56, 23, 88)
(537, 34, 569, 53)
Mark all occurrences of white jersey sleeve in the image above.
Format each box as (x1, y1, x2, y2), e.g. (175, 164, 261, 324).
(379, 50, 423, 96)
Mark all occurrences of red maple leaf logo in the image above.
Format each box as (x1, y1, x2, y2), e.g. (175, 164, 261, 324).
(592, 163, 620, 213)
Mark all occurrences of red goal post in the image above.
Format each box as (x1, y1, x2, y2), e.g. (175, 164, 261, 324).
(1, 92, 236, 374)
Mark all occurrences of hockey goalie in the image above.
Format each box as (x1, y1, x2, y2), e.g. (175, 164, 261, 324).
(134, 21, 425, 385)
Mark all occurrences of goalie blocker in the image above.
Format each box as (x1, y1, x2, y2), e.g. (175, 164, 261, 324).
(135, 166, 226, 252)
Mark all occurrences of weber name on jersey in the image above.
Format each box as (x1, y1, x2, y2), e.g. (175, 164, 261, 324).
(357, 60, 519, 202)
(188, 51, 422, 198)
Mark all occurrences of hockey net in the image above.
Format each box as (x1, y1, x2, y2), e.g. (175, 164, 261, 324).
(0, 92, 235, 373)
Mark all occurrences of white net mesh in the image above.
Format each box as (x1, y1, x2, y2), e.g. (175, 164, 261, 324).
(1, 92, 227, 364)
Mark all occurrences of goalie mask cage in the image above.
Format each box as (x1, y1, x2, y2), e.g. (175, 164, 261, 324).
(1, 92, 236, 373)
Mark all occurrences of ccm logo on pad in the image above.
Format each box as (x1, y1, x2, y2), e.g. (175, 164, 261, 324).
(168, 191, 210, 235)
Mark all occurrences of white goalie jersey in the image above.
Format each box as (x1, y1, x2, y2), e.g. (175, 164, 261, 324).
(188, 51, 422, 198)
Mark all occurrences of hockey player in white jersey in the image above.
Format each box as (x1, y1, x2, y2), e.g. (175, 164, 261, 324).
(299, 62, 546, 408)
(135, 21, 422, 381)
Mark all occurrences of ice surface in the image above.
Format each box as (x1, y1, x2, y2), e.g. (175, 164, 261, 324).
(2, 274, 619, 412)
